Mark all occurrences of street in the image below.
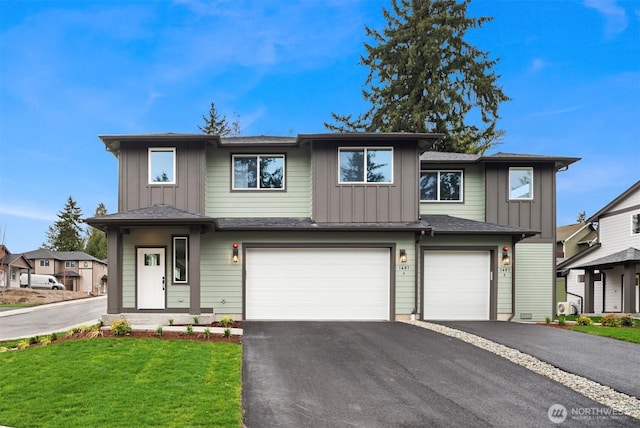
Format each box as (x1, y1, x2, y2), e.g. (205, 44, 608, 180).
(0, 296, 106, 341)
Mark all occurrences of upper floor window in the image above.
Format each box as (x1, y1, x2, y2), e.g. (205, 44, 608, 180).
(65, 261, 75, 268)
(83, 261, 89, 268)
(233, 155, 285, 190)
(173, 236, 188, 284)
(420, 170, 463, 202)
(632, 213, 640, 235)
(40, 260, 50, 267)
(339, 148, 393, 184)
(149, 148, 176, 184)
(509, 167, 533, 200)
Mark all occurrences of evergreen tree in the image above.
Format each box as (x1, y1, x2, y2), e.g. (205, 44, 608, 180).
(44, 196, 85, 251)
(199, 102, 241, 136)
(85, 203, 108, 260)
(326, 0, 510, 154)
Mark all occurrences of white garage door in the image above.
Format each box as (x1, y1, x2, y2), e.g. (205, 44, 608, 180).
(246, 247, 390, 320)
(423, 250, 490, 320)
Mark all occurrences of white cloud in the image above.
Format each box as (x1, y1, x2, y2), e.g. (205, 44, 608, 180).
(0, 206, 56, 222)
(584, 0, 628, 37)
(528, 58, 547, 73)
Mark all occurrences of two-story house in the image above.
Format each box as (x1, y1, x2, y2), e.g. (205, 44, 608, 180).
(0, 245, 32, 288)
(86, 133, 578, 323)
(22, 249, 108, 294)
(557, 181, 640, 314)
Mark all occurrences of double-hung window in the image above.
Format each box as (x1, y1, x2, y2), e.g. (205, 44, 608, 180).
(509, 167, 533, 200)
(173, 236, 188, 284)
(233, 155, 285, 190)
(148, 148, 176, 184)
(65, 261, 76, 268)
(420, 170, 463, 202)
(40, 260, 50, 267)
(338, 147, 393, 183)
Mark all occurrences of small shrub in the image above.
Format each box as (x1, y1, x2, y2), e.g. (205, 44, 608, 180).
(156, 326, 163, 336)
(0, 347, 8, 353)
(557, 316, 565, 326)
(88, 328, 102, 339)
(576, 316, 593, 326)
(203, 328, 211, 339)
(186, 325, 193, 335)
(29, 336, 40, 345)
(545, 316, 551, 324)
(223, 328, 231, 338)
(97, 319, 105, 328)
(17, 339, 30, 349)
(620, 314, 634, 327)
(600, 313, 621, 327)
(111, 319, 132, 336)
(193, 316, 200, 325)
(51, 332, 58, 341)
(40, 336, 52, 346)
(168, 318, 174, 326)
(220, 316, 233, 327)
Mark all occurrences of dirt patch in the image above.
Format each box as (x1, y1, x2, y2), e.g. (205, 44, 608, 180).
(0, 288, 96, 305)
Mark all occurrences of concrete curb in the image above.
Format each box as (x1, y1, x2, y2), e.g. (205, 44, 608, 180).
(0, 295, 107, 318)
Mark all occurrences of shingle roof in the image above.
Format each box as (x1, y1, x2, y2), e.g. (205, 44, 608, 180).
(574, 247, 640, 269)
(85, 204, 215, 231)
(420, 151, 580, 171)
(21, 248, 105, 263)
(214, 217, 433, 232)
(422, 215, 538, 236)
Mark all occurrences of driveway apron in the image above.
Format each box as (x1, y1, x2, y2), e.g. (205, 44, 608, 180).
(242, 321, 634, 427)
(438, 321, 640, 398)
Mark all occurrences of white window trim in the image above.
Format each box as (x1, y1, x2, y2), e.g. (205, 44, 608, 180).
(338, 147, 394, 184)
(148, 147, 177, 185)
(509, 167, 534, 200)
(232, 154, 286, 190)
(420, 170, 464, 202)
(65, 261, 75, 268)
(631, 213, 640, 236)
(173, 236, 189, 284)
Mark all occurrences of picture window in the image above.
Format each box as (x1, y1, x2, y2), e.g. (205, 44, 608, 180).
(233, 155, 285, 190)
(338, 147, 393, 183)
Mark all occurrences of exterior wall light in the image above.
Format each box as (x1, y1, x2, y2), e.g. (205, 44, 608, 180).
(399, 249, 408, 264)
(501, 246, 511, 266)
(232, 242, 239, 264)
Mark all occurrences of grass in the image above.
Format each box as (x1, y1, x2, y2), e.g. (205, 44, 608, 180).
(568, 326, 640, 344)
(564, 315, 640, 326)
(0, 303, 37, 308)
(0, 338, 242, 427)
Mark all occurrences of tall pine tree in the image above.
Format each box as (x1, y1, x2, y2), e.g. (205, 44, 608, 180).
(199, 101, 241, 136)
(44, 196, 85, 251)
(85, 203, 108, 260)
(326, 0, 510, 154)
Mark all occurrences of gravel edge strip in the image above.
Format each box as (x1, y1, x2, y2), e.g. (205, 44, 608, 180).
(403, 320, 640, 420)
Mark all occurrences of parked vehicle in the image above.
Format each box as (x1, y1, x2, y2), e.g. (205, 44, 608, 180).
(19, 273, 66, 290)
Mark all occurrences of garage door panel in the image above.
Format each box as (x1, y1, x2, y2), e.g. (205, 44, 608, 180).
(423, 251, 490, 320)
(246, 248, 390, 320)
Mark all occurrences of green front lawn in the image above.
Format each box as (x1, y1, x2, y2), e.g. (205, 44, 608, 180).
(564, 315, 640, 327)
(568, 326, 640, 344)
(0, 339, 242, 427)
(0, 303, 36, 309)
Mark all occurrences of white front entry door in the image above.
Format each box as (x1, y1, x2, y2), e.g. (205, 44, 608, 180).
(137, 248, 166, 309)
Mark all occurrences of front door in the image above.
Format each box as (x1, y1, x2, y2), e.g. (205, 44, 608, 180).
(137, 248, 165, 309)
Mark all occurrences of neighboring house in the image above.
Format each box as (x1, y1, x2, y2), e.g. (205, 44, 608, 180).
(86, 133, 579, 322)
(557, 181, 640, 314)
(21, 249, 108, 294)
(0, 245, 32, 288)
(556, 222, 598, 261)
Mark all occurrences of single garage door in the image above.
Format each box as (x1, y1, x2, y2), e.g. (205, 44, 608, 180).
(246, 247, 390, 320)
(423, 250, 490, 320)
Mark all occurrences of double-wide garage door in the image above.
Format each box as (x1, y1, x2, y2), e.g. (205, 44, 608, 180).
(246, 247, 390, 320)
(423, 250, 490, 320)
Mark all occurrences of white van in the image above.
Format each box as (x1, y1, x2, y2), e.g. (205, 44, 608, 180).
(20, 274, 66, 290)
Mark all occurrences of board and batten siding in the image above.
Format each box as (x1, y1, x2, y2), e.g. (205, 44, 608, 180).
(118, 142, 206, 214)
(485, 163, 556, 241)
(419, 235, 512, 317)
(419, 164, 485, 221)
(514, 242, 554, 321)
(312, 141, 420, 223)
(205, 146, 311, 217)
(199, 231, 415, 319)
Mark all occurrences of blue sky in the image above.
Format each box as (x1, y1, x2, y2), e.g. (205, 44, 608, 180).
(1, 0, 638, 253)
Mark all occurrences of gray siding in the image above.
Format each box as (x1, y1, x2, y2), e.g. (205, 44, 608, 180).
(312, 141, 420, 223)
(485, 163, 556, 241)
(119, 142, 206, 213)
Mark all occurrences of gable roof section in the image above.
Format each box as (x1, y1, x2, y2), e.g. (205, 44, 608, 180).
(1, 253, 33, 269)
(587, 180, 640, 222)
(574, 247, 640, 269)
(22, 248, 105, 264)
(84, 204, 215, 231)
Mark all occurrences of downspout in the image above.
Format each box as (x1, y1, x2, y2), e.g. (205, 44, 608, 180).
(507, 235, 519, 321)
(413, 229, 427, 320)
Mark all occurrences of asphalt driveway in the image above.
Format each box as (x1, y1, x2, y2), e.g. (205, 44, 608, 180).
(243, 322, 635, 427)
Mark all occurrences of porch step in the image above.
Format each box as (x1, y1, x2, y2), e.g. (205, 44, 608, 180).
(102, 313, 216, 326)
